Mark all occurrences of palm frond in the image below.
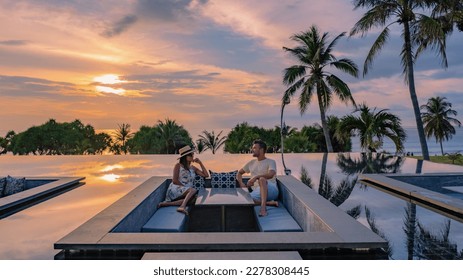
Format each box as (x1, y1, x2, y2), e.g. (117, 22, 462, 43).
(364, 26, 391, 76)
(413, 14, 448, 68)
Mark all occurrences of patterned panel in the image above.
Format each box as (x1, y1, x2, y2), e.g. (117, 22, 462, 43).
(193, 174, 205, 190)
(210, 170, 238, 188)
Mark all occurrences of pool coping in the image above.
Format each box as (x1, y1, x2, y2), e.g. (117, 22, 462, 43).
(0, 176, 85, 218)
(54, 175, 386, 258)
(359, 173, 463, 222)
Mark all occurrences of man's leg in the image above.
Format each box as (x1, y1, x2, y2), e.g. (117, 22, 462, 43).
(258, 177, 268, 216)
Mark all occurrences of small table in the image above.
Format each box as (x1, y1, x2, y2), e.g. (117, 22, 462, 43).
(196, 188, 255, 231)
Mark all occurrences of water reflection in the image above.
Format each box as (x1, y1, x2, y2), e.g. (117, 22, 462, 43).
(290, 152, 463, 260)
(0, 153, 463, 259)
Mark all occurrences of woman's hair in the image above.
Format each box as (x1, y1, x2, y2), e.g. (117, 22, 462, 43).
(179, 155, 190, 169)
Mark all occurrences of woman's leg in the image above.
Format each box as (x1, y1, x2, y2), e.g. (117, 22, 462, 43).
(177, 188, 197, 215)
(158, 199, 184, 208)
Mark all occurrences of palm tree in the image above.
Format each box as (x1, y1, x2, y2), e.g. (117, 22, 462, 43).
(350, 1, 451, 160)
(420, 96, 461, 155)
(282, 25, 359, 152)
(112, 123, 134, 154)
(338, 104, 407, 153)
(156, 118, 190, 154)
(197, 130, 227, 154)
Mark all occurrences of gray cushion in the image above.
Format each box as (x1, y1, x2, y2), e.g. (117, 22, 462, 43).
(0, 177, 6, 197)
(3, 176, 26, 197)
(254, 204, 302, 232)
(142, 206, 189, 232)
(210, 170, 237, 188)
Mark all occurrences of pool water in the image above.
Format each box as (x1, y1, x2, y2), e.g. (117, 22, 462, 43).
(0, 153, 462, 260)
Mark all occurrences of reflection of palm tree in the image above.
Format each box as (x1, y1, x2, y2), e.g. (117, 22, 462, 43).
(282, 25, 358, 152)
(346, 205, 361, 219)
(317, 153, 360, 215)
(365, 206, 393, 258)
(112, 123, 134, 154)
(421, 96, 461, 155)
(300, 165, 313, 189)
(197, 130, 227, 154)
(415, 220, 462, 260)
(337, 153, 404, 175)
(403, 202, 417, 260)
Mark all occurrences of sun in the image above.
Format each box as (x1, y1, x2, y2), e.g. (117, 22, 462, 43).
(93, 74, 126, 85)
(93, 74, 127, 95)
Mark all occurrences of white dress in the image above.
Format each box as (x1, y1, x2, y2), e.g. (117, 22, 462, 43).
(164, 166, 195, 202)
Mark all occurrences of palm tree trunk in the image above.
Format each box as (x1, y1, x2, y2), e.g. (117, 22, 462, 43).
(403, 20, 430, 160)
(440, 140, 444, 156)
(317, 92, 334, 152)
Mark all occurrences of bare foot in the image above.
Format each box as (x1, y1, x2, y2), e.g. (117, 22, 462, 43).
(267, 200, 279, 207)
(158, 202, 169, 208)
(258, 208, 267, 217)
(177, 207, 189, 215)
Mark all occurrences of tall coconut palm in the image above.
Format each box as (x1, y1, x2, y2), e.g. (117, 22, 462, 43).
(282, 25, 359, 152)
(420, 96, 461, 155)
(350, 0, 450, 160)
(339, 104, 406, 153)
(197, 130, 227, 154)
(112, 123, 134, 154)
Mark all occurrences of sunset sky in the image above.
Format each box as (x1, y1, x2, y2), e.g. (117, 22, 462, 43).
(1, 0, 462, 139)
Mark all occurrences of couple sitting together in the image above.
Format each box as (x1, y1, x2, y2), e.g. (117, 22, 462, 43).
(158, 139, 278, 217)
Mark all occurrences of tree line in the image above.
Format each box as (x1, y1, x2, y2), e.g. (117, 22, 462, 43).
(1, 95, 459, 156)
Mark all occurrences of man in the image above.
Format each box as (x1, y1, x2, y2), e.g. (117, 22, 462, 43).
(237, 139, 279, 217)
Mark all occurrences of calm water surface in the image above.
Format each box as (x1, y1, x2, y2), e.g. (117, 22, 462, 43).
(1, 153, 463, 260)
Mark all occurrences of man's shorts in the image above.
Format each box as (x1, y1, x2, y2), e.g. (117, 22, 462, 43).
(250, 180, 279, 201)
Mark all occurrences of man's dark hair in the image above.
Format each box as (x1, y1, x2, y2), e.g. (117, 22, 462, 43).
(253, 139, 267, 152)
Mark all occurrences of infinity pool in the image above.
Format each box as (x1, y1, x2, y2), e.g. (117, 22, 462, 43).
(0, 153, 462, 260)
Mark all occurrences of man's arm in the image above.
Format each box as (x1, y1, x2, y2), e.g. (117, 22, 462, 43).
(236, 168, 247, 188)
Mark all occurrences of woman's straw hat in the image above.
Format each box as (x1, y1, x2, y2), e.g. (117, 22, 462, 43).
(178, 145, 194, 158)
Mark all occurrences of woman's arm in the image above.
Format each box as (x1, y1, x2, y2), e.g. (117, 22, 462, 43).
(172, 163, 183, 186)
(193, 158, 209, 177)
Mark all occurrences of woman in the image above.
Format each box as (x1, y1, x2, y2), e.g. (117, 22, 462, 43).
(158, 145, 209, 215)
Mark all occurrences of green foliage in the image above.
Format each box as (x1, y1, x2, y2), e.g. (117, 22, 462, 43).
(8, 119, 111, 155)
(0, 131, 15, 155)
(127, 119, 193, 154)
(223, 122, 264, 153)
(225, 118, 352, 154)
